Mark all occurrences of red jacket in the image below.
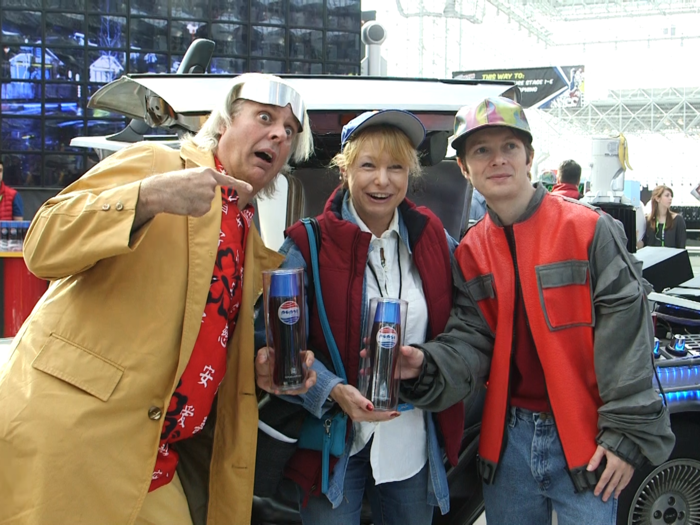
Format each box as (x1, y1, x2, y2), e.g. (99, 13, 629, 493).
(285, 188, 464, 497)
(550, 182, 581, 200)
(456, 192, 602, 482)
(0, 182, 18, 220)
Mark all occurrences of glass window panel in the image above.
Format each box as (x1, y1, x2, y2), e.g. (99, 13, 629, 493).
(88, 15, 127, 49)
(289, 28, 322, 60)
(49, 48, 85, 82)
(210, 57, 247, 74)
(249, 59, 286, 74)
(129, 52, 169, 74)
(171, 0, 208, 19)
(1, 0, 40, 7)
(130, 0, 166, 17)
(44, 119, 85, 151)
(45, 83, 82, 116)
(86, 119, 128, 136)
(326, 62, 359, 75)
(326, 31, 359, 62)
(89, 0, 127, 13)
(45, 154, 85, 187)
(1, 118, 42, 150)
(251, 0, 287, 25)
(1, 46, 42, 81)
(290, 61, 322, 74)
(0, 153, 42, 187)
(1, 11, 42, 45)
(46, 13, 85, 47)
(130, 18, 169, 51)
(87, 50, 125, 83)
(326, 0, 360, 30)
(170, 20, 208, 54)
(251, 25, 286, 58)
(290, 0, 322, 27)
(211, 0, 248, 23)
(210, 24, 248, 56)
(46, 0, 84, 10)
(0, 83, 42, 113)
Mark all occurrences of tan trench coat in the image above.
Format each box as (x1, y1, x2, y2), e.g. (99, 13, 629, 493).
(0, 141, 283, 525)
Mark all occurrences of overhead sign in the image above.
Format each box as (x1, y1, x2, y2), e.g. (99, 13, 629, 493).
(453, 66, 585, 109)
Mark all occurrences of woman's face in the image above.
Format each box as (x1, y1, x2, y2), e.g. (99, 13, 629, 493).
(343, 142, 410, 237)
(656, 190, 673, 211)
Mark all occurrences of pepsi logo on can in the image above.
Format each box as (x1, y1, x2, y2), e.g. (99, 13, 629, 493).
(376, 325, 398, 349)
(278, 301, 301, 325)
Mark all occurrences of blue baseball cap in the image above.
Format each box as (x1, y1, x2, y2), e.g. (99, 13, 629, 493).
(341, 110, 426, 150)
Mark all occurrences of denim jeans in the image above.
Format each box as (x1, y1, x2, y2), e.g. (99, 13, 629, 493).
(298, 441, 433, 525)
(482, 406, 618, 525)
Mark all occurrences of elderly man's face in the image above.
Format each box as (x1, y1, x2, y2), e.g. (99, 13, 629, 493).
(216, 100, 298, 195)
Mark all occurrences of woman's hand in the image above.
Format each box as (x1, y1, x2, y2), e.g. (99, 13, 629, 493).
(255, 347, 317, 395)
(329, 383, 399, 422)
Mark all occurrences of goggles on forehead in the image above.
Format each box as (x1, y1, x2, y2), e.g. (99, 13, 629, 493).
(236, 78, 306, 131)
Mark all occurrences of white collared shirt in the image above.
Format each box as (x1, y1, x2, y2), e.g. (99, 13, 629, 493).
(347, 200, 428, 484)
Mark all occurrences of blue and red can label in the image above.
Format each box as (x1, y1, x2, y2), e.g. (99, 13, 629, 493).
(376, 325, 398, 349)
(278, 301, 301, 325)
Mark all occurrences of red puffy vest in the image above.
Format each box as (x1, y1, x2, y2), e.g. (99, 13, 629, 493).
(0, 183, 18, 220)
(285, 188, 464, 496)
(456, 192, 602, 481)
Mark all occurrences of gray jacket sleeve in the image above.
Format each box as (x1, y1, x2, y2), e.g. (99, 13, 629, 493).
(400, 257, 494, 411)
(591, 212, 675, 468)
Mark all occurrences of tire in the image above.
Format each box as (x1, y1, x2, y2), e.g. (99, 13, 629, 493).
(617, 419, 700, 525)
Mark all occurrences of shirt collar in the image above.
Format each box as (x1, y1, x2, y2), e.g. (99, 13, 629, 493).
(347, 197, 400, 241)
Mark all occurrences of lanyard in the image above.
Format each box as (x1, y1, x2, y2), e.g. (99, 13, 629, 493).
(367, 240, 403, 300)
(656, 219, 665, 247)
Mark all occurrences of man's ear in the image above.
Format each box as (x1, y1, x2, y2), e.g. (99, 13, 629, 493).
(456, 157, 471, 182)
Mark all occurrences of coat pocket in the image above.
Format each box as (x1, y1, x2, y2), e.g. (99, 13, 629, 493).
(32, 334, 124, 401)
(536, 260, 593, 331)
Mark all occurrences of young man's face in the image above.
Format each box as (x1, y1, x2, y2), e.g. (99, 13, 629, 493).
(457, 127, 532, 204)
(216, 100, 298, 195)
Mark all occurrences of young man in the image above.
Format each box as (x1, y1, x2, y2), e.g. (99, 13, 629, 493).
(397, 97, 674, 525)
(0, 73, 316, 525)
(0, 158, 24, 220)
(551, 158, 582, 199)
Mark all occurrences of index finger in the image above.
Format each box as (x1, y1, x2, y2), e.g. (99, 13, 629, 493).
(212, 171, 253, 193)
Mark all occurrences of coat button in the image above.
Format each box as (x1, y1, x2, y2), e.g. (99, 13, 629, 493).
(102, 203, 110, 211)
(148, 406, 163, 420)
(115, 202, 124, 211)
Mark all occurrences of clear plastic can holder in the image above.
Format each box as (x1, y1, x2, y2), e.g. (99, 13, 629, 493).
(262, 268, 308, 392)
(359, 297, 408, 411)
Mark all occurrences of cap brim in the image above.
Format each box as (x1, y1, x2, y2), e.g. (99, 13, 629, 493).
(449, 122, 533, 154)
(350, 110, 426, 149)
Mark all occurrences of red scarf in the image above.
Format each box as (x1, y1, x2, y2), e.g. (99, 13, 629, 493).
(150, 157, 254, 491)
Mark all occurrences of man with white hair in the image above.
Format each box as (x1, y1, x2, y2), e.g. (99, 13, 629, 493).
(0, 73, 315, 525)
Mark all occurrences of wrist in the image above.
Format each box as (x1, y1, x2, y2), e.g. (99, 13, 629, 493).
(329, 383, 343, 402)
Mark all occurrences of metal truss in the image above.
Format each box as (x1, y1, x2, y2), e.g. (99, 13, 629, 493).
(522, 0, 700, 22)
(541, 87, 700, 136)
(394, 0, 486, 23)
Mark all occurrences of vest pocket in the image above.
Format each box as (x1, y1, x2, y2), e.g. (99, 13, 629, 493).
(536, 260, 593, 331)
(32, 333, 124, 401)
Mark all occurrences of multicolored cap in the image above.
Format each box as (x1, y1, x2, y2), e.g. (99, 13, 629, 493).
(341, 110, 425, 150)
(450, 97, 532, 154)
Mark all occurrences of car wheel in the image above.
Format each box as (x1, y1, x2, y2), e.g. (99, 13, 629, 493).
(617, 420, 700, 525)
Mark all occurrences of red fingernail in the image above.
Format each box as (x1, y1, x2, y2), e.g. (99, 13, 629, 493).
(366, 404, 374, 411)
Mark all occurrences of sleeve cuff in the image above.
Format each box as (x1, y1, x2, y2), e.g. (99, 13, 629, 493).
(596, 429, 648, 469)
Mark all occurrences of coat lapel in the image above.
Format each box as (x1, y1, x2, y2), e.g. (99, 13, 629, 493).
(171, 143, 221, 388)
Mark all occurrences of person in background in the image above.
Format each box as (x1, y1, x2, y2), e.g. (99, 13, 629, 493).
(469, 186, 487, 221)
(0, 158, 24, 220)
(645, 184, 686, 249)
(0, 73, 316, 525)
(264, 110, 465, 525)
(550, 159, 582, 199)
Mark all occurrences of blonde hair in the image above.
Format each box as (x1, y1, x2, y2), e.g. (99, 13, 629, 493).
(331, 125, 421, 188)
